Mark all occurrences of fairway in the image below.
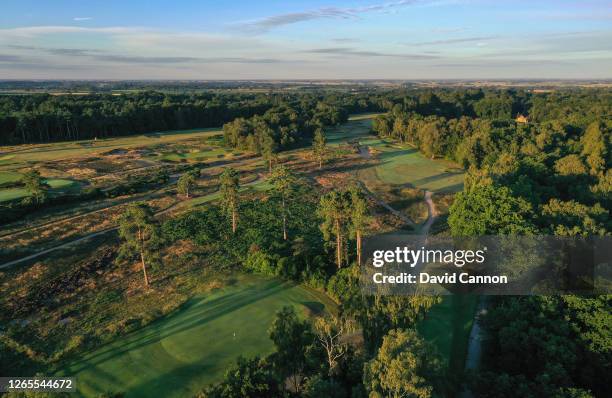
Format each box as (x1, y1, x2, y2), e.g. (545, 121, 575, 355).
(57, 275, 336, 397)
(362, 137, 464, 193)
(326, 117, 464, 193)
(0, 127, 223, 165)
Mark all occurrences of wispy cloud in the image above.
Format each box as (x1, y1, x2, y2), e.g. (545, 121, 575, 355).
(303, 47, 438, 59)
(8, 44, 99, 57)
(0, 25, 143, 38)
(73, 17, 93, 21)
(236, 0, 432, 33)
(0, 54, 28, 62)
(410, 36, 498, 46)
(330, 37, 361, 43)
(3, 44, 301, 65)
(94, 54, 292, 64)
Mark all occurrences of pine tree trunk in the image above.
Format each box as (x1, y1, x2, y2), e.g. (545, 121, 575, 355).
(141, 250, 149, 287)
(269, 158, 272, 173)
(282, 197, 287, 240)
(335, 218, 341, 268)
(357, 229, 362, 266)
(138, 227, 149, 287)
(232, 209, 237, 233)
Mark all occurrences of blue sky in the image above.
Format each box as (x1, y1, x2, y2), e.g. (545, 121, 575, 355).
(0, 0, 610, 79)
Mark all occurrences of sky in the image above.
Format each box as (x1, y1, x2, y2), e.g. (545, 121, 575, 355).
(0, 0, 611, 80)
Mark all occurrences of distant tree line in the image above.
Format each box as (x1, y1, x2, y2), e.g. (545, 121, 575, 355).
(0, 91, 383, 145)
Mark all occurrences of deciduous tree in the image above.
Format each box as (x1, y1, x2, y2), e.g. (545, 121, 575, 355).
(364, 329, 441, 398)
(177, 171, 197, 198)
(268, 306, 314, 394)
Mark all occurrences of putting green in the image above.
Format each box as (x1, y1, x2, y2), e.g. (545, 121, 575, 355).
(57, 275, 336, 397)
(0, 178, 80, 202)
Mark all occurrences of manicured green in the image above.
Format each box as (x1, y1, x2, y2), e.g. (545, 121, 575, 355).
(57, 275, 336, 398)
(0, 178, 80, 202)
(365, 138, 464, 193)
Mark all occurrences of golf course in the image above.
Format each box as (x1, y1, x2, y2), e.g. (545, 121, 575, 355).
(326, 117, 464, 193)
(56, 275, 337, 397)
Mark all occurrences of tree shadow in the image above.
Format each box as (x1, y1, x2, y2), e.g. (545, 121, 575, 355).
(63, 279, 292, 374)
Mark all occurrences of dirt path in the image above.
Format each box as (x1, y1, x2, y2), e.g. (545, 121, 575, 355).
(357, 181, 417, 228)
(357, 141, 483, 397)
(419, 190, 437, 235)
(355, 143, 435, 232)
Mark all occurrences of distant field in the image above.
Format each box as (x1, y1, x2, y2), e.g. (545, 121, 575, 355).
(57, 275, 336, 398)
(0, 178, 80, 202)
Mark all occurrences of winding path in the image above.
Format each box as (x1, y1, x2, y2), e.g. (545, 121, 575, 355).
(355, 143, 436, 234)
(356, 141, 483, 397)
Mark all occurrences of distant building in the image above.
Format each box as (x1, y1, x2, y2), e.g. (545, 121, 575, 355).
(516, 114, 529, 124)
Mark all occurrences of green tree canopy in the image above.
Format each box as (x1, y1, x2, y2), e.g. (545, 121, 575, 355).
(448, 185, 536, 235)
(364, 329, 442, 398)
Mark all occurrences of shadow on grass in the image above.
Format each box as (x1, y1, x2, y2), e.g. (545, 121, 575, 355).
(63, 279, 292, 374)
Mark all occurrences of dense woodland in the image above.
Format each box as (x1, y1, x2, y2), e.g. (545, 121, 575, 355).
(0, 91, 382, 144)
(1, 87, 610, 397)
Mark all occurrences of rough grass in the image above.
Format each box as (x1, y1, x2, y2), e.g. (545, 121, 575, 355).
(56, 274, 336, 398)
